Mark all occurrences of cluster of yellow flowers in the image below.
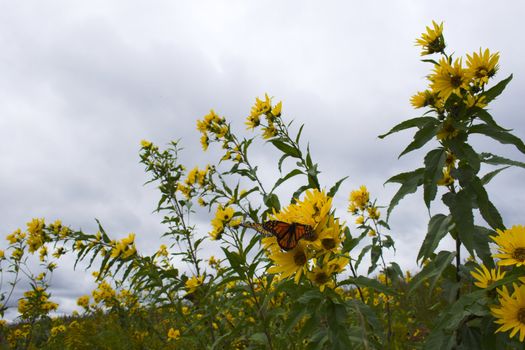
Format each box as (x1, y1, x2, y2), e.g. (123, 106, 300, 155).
(92, 280, 117, 307)
(209, 205, 241, 240)
(412, 21, 499, 127)
(469, 225, 525, 341)
(17, 287, 58, 319)
(196, 109, 229, 151)
(263, 189, 349, 291)
(110, 233, 137, 259)
(348, 185, 380, 233)
(176, 164, 212, 200)
(245, 93, 282, 139)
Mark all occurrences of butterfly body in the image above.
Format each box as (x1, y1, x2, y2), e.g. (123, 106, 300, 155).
(243, 220, 314, 251)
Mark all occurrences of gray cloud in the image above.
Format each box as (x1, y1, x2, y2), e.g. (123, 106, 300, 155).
(1, 0, 525, 318)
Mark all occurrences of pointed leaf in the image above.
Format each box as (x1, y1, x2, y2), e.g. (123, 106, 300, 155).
(469, 123, 525, 154)
(398, 121, 440, 158)
(442, 190, 475, 256)
(481, 74, 512, 103)
(423, 149, 446, 208)
(379, 116, 436, 139)
(385, 168, 424, 219)
(417, 214, 453, 263)
(469, 177, 505, 230)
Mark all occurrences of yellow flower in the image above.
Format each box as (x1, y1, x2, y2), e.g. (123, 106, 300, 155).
(315, 216, 344, 252)
(267, 242, 308, 283)
(349, 186, 369, 210)
(367, 206, 380, 220)
(437, 167, 454, 186)
(140, 139, 152, 148)
(271, 188, 332, 229)
(167, 328, 181, 341)
(185, 275, 204, 294)
(355, 216, 364, 225)
(415, 20, 446, 55)
(77, 295, 90, 308)
(262, 124, 277, 139)
(491, 284, 525, 342)
(492, 225, 525, 267)
(271, 101, 282, 116)
(410, 90, 442, 109)
(307, 264, 333, 292)
(200, 133, 209, 151)
(436, 118, 459, 140)
(470, 264, 506, 289)
(0, 250, 4, 259)
(430, 58, 471, 101)
(466, 48, 499, 85)
(465, 94, 487, 108)
(245, 114, 261, 130)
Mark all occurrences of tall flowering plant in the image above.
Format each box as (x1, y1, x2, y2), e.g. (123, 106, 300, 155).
(381, 20, 525, 348)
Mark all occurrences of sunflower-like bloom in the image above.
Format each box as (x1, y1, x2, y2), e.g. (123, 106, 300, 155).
(415, 20, 446, 56)
(209, 205, 240, 240)
(267, 241, 309, 283)
(167, 328, 181, 341)
(185, 275, 204, 294)
(348, 185, 369, 212)
(466, 48, 499, 85)
(491, 284, 525, 342)
(492, 225, 525, 267)
(430, 58, 472, 101)
(314, 215, 344, 252)
(470, 264, 506, 289)
(270, 189, 332, 229)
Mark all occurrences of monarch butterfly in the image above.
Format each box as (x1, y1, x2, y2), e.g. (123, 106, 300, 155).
(242, 220, 314, 251)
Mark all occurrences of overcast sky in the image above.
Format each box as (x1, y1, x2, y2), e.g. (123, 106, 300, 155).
(1, 1, 525, 319)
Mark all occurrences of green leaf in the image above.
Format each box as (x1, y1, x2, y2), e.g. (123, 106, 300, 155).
(481, 74, 512, 103)
(271, 169, 304, 192)
(270, 139, 302, 158)
(480, 166, 509, 185)
(471, 108, 511, 131)
(378, 116, 436, 139)
(472, 226, 495, 267)
(328, 176, 348, 197)
(423, 149, 446, 208)
(263, 193, 281, 212)
(417, 214, 453, 263)
(342, 276, 395, 296)
(398, 120, 440, 158)
(480, 152, 525, 169)
(409, 251, 455, 295)
(384, 168, 424, 219)
(442, 190, 475, 256)
(447, 140, 480, 174)
(469, 123, 525, 154)
(469, 177, 505, 230)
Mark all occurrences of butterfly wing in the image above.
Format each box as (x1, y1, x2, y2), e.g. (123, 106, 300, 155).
(263, 221, 314, 251)
(243, 220, 313, 251)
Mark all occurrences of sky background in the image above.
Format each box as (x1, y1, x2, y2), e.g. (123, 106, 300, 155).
(1, 1, 525, 319)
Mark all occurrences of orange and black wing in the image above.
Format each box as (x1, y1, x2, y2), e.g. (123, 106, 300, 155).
(263, 221, 313, 251)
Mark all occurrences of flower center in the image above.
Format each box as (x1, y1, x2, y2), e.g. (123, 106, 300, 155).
(314, 272, 329, 285)
(322, 238, 336, 250)
(518, 308, 525, 324)
(512, 248, 525, 262)
(450, 75, 463, 88)
(294, 251, 307, 266)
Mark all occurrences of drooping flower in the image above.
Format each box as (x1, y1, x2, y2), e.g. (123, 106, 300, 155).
(415, 20, 446, 56)
(492, 225, 525, 267)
